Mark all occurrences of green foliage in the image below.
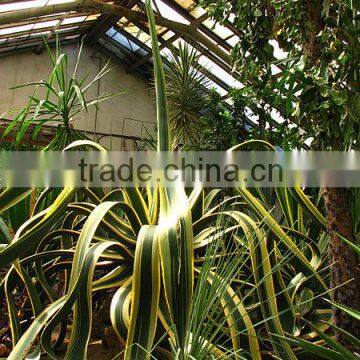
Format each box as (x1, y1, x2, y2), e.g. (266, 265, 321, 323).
(0, 163, 335, 359)
(0, 2, 358, 359)
(278, 292, 360, 359)
(200, 0, 360, 150)
(163, 43, 210, 147)
(2, 39, 120, 150)
(201, 90, 242, 149)
(201, 89, 304, 149)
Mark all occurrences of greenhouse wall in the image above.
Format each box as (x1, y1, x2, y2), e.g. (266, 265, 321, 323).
(0, 44, 156, 149)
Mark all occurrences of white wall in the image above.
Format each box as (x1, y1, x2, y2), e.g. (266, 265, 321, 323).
(0, 44, 156, 149)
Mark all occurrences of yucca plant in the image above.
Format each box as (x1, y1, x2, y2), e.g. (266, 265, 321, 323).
(0, 1, 346, 359)
(2, 39, 119, 150)
(161, 42, 210, 147)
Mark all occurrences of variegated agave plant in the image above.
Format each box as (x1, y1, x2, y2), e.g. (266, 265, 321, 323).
(0, 1, 353, 360)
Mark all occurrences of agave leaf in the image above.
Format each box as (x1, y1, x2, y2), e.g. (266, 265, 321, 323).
(7, 298, 66, 360)
(275, 187, 295, 227)
(272, 333, 345, 360)
(4, 262, 42, 348)
(0, 218, 11, 245)
(188, 215, 260, 360)
(124, 187, 151, 225)
(4, 271, 22, 345)
(67, 203, 136, 248)
(268, 238, 297, 334)
(38, 241, 124, 359)
(0, 188, 75, 267)
(289, 187, 327, 229)
(237, 186, 327, 289)
(193, 224, 239, 249)
(125, 225, 161, 360)
(324, 298, 360, 320)
(207, 272, 261, 360)
(65, 241, 122, 359)
(0, 188, 33, 214)
(110, 279, 132, 343)
(158, 188, 194, 352)
(243, 214, 297, 360)
(40, 201, 131, 358)
(203, 189, 221, 212)
(94, 265, 133, 291)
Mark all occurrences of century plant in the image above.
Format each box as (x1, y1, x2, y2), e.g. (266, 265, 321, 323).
(277, 238, 360, 359)
(0, 1, 356, 359)
(200, 0, 360, 340)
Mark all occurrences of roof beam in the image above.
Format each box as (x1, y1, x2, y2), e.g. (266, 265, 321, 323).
(0, 31, 80, 53)
(0, 0, 88, 25)
(103, 30, 145, 64)
(136, 1, 232, 72)
(0, 0, 231, 65)
(113, 23, 230, 91)
(0, 21, 91, 41)
(128, 31, 180, 72)
(160, 0, 232, 52)
(0, 12, 92, 30)
(85, 0, 138, 44)
(35, 12, 70, 54)
(128, 9, 210, 72)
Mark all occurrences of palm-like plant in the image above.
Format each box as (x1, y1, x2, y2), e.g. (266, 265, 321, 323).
(2, 39, 119, 150)
(0, 1, 351, 359)
(162, 43, 210, 147)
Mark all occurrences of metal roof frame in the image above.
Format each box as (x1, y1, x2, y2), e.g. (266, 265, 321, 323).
(0, 0, 285, 128)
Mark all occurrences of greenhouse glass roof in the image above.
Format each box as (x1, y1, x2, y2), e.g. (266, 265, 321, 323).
(0, 0, 284, 127)
(0, 0, 243, 91)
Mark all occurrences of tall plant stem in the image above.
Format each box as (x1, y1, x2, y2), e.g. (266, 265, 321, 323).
(145, 0, 170, 151)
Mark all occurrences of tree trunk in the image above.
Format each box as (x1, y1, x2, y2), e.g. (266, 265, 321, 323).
(323, 187, 360, 343)
(304, 0, 324, 64)
(303, 0, 360, 343)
